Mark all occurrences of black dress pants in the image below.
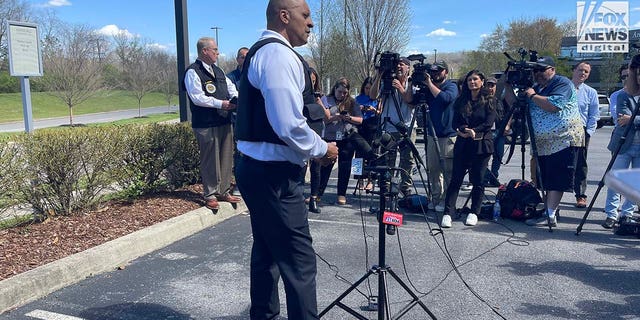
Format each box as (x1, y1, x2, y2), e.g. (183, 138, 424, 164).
(574, 127, 590, 199)
(444, 152, 491, 216)
(235, 155, 319, 320)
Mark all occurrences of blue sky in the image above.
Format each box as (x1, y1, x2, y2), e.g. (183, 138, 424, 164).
(27, 0, 640, 59)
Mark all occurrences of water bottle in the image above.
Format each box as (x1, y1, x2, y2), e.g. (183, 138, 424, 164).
(493, 200, 501, 222)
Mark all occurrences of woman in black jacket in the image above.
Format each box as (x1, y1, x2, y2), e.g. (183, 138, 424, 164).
(441, 70, 497, 227)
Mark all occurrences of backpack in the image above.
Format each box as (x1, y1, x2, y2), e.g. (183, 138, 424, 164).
(398, 194, 429, 213)
(496, 179, 542, 220)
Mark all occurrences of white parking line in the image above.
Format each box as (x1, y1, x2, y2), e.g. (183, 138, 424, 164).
(25, 310, 86, 320)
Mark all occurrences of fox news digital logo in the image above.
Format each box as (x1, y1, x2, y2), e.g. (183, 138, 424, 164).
(577, 1, 629, 53)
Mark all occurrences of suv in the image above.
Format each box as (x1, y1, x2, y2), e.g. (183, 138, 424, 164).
(597, 94, 612, 128)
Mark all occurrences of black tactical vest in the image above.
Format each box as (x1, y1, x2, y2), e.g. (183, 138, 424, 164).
(235, 38, 323, 145)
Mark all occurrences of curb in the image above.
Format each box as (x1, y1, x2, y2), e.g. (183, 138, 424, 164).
(0, 201, 247, 314)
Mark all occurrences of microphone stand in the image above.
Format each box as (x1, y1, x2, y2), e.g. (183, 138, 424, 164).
(319, 166, 437, 320)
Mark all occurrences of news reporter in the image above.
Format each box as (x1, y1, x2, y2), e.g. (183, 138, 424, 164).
(442, 70, 496, 227)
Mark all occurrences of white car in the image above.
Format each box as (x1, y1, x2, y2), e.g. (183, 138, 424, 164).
(597, 94, 612, 128)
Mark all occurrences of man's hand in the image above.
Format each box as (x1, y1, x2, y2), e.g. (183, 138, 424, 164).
(221, 100, 236, 110)
(318, 142, 338, 166)
(392, 79, 405, 94)
(618, 113, 631, 126)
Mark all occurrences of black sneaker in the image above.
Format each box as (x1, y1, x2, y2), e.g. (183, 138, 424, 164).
(602, 217, 616, 229)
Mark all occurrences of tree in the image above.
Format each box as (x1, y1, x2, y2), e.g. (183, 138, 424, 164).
(309, 0, 410, 90)
(155, 50, 178, 111)
(504, 17, 565, 56)
(600, 53, 626, 95)
(113, 32, 161, 117)
(42, 24, 105, 126)
(0, 0, 31, 69)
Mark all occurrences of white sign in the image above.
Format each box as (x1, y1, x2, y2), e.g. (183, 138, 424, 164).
(577, 1, 629, 53)
(7, 21, 43, 77)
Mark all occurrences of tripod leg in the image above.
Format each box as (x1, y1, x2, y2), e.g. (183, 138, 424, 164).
(386, 268, 438, 319)
(319, 268, 376, 319)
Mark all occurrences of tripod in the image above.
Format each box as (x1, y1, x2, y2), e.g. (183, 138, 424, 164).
(576, 95, 640, 235)
(319, 166, 437, 320)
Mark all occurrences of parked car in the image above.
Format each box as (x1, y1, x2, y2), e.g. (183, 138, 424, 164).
(597, 94, 612, 128)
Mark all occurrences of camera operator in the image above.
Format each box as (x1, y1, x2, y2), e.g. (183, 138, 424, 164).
(370, 57, 416, 196)
(503, 56, 584, 228)
(411, 60, 459, 212)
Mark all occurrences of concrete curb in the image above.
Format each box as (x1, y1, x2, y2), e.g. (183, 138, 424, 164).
(0, 201, 247, 313)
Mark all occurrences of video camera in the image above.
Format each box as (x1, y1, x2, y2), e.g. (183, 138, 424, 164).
(504, 48, 538, 89)
(375, 51, 400, 94)
(407, 53, 429, 104)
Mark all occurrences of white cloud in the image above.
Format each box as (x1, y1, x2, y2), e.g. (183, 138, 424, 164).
(480, 33, 489, 38)
(44, 0, 71, 6)
(426, 28, 456, 37)
(147, 43, 168, 51)
(97, 24, 134, 38)
(634, 21, 640, 28)
(443, 20, 455, 25)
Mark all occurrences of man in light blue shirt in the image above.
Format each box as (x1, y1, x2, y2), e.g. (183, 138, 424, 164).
(571, 61, 599, 208)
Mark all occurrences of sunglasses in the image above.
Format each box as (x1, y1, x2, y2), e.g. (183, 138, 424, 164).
(621, 74, 629, 80)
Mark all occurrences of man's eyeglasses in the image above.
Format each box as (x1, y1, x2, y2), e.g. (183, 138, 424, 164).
(621, 74, 629, 80)
(205, 47, 219, 52)
(486, 83, 496, 87)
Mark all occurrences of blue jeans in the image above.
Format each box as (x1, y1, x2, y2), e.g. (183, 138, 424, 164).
(604, 143, 640, 219)
(484, 131, 505, 184)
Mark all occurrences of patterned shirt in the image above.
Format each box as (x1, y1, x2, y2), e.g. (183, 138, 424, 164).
(529, 74, 585, 156)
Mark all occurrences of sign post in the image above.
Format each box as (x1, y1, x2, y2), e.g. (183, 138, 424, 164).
(7, 21, 43, 133)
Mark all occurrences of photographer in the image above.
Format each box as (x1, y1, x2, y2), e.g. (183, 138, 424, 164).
(411, 60, 459, 212)
(503, 56, 584, 227)
(370, 57, 416, 196)
(355, 77, 380, 190)
(317, 78, 363, 205)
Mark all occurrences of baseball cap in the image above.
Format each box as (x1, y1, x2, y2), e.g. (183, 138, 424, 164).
(399, 57, 410, 66)
(429, 60, 448, 72)
(486, 77, 497, 84)
(536, 56, 556, 68)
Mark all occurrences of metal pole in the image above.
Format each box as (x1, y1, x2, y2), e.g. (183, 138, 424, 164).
(174, 0, 190, 122)
(20, 76, 34, 133)
(211, 26, 222, 45)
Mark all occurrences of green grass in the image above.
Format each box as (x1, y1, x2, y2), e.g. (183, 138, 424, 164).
(0, 90, 171, 123)
(0, 113, 181, 140)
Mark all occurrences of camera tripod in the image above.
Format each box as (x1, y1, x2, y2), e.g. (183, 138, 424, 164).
(576, 94, 640, 235)
(319, 166, 437, 320)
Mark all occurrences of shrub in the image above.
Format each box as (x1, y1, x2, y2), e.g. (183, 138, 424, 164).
(14, 127, 123, 216)
(1, 122, 200, 216)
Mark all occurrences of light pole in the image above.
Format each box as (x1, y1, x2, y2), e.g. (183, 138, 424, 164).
(211, 26, 222, 45)
(433, 49, 437, 62)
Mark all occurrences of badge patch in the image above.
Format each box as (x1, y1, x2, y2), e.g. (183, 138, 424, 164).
(205, 81, 216, 94)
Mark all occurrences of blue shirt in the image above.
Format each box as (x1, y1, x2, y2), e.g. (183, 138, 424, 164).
(610, 88, 624, 122)
(575, 82, 600, 136)
(236, 30, 327, 166)
(530, 74, 585, 155)
(355, 94, 378, 120)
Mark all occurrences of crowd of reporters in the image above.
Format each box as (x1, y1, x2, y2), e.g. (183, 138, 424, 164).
(203, 39, 638, 231)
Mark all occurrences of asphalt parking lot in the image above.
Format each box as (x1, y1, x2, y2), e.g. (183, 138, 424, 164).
(1, 125, 639, 320)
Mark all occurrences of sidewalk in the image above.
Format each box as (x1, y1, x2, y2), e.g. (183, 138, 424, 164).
(0, 106, 176, 132)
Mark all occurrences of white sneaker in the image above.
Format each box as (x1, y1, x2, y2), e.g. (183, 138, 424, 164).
(435, 204, 445, 212)
(465, 213, 478, 226)
(441, 214, 452, 228)
(461, 183, 473, 191)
